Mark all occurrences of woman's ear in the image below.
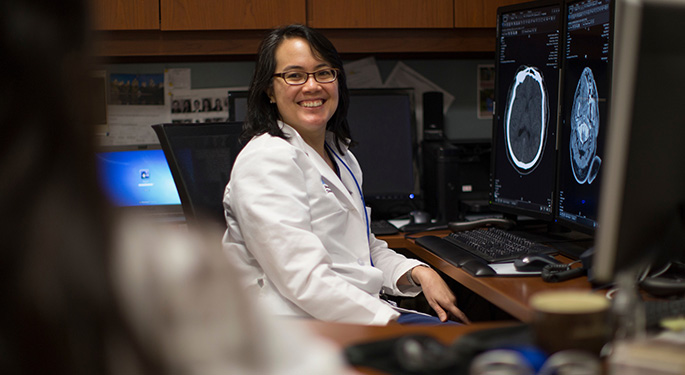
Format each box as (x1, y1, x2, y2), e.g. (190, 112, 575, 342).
(266, 88, 275, 104)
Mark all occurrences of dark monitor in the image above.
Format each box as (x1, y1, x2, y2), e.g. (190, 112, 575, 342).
(555, 0, 615, 234)
(228, 90, 248, 122)
(152, 122, 244, 226)
(491, 0, 563, 220)
(96, 144, 184, 218)
(227, 87, 419, 219)
(593, 0, 685, 284)
(347, 88, 419, 219)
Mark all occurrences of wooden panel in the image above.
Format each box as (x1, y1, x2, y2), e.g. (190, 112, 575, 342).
(92, 0, 160, 30)
(455, 0, 525, 28)
(320, 29, 494, 54)
(160, 0, 306, 30)
(94, 30, 267, 57)
(308, 0, 453, 28)
(94, 28, 496, 58)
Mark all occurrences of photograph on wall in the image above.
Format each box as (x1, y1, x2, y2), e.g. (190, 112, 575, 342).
(477, 64, 495, 119)
(109, 73, 165, 105)
(170, 88, 230, 124)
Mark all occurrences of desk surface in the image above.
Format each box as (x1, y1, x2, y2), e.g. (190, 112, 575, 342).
(381, 230, 596, 322)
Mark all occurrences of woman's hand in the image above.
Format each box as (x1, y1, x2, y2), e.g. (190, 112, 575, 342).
(411, 266, 471, 324)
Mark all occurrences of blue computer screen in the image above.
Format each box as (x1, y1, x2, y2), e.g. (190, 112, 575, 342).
(96, 149, 181, 206)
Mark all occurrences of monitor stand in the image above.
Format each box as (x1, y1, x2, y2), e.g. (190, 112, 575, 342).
(612, 270, 648, 342)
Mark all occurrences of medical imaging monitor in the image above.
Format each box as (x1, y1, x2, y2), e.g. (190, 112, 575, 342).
(593, 0, 685, 284)
(491, 0, 563, 220)
(555, 0, 615, 234)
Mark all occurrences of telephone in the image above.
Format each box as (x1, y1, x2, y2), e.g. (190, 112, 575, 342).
(541, 247, 594, 283)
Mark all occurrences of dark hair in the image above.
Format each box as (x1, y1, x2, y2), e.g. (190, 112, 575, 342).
(0, 0, 160, 373)
(242, 24, 353, 153)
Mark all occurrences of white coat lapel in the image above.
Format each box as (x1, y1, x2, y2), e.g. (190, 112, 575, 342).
(280, 123, 359, 212)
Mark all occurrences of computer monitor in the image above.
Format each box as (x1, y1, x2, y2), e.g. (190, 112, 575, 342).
(593, 0, 685, 284)
(227, 90, 248, 122)
(555, 0, 615, 234)
(96, 144, 184, 218)
(152, 122, 244, 226)
(347, 88, 419, 219)
(491, 0, 563, 221)
(227, 87, 419, 219)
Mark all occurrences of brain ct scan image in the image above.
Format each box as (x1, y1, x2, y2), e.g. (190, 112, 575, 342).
(570, 67, 601, 184)
(504, 66, 549, 175)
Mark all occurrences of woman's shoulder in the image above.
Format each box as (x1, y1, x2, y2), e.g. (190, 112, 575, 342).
(234, 132, 305, 168)
(240, 132, 298, 155)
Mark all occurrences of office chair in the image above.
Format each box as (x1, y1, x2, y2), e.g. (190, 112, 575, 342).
(152, 122, 244, 227)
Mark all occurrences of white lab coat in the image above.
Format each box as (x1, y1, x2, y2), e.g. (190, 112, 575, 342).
(223, 122, 426, 325)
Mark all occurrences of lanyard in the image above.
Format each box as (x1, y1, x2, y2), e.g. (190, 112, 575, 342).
(325, 142, 373, 266)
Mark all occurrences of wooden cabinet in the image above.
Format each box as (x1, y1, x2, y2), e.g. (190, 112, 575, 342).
(455, 0, 526, 28)
(159, 0, 306, 30)
(94, 0, 521, 57)
(307, 0, 453, 29)
(92, 0, 159, 30)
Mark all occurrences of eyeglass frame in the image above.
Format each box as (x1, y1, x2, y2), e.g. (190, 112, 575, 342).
(272, 68, 340, 86)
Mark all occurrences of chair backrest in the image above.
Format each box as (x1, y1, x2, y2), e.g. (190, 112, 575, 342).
(152, 122, 244, 226)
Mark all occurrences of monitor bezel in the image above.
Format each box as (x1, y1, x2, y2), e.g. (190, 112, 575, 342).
(593, 0, 685, 283)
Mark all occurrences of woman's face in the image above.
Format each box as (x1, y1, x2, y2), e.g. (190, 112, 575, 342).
(269, 37, 339, 140)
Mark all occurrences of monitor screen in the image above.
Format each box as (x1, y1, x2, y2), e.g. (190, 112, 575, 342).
(347, 88, 419, 219)
(491, 0, 563, 220)
(96, 146, 181, 208)
(593, 0, 685, 283)
(555, 0, 615, 234)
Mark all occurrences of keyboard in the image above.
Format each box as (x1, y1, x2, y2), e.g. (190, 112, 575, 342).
(370, 220, 399, 235)
(644, 298, 685, 329)
(440, 227, 555, 263)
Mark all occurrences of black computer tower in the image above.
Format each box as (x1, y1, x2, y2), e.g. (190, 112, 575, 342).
(422, 141, 491, 222)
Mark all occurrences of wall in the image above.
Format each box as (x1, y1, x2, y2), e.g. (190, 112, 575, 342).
(105, 57, 494, 141)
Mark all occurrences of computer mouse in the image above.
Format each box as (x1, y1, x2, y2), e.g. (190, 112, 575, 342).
(409, 210, 431, 224)
(514, 254, 561, 272)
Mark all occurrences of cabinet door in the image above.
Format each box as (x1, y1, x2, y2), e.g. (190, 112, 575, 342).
(455, 0, 525, 28)
(92, 0, 160, 30)
(160, 0, 306, 30)
(308, 0, 453, 28)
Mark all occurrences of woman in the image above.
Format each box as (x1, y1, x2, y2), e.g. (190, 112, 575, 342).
(223, 24, 469, 325)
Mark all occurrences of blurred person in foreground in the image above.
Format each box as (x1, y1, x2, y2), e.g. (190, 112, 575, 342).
(0, 0, 350, 374)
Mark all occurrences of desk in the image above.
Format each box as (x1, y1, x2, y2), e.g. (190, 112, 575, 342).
(298, 319, 517, 375)
(380, 231, 595, 322)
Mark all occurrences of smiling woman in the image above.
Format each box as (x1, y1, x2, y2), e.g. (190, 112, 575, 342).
(267, 36, 340, 160)
(222, 24, 470, 326)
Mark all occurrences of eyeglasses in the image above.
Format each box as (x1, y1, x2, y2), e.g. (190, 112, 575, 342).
(272, 68, 340, 86)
